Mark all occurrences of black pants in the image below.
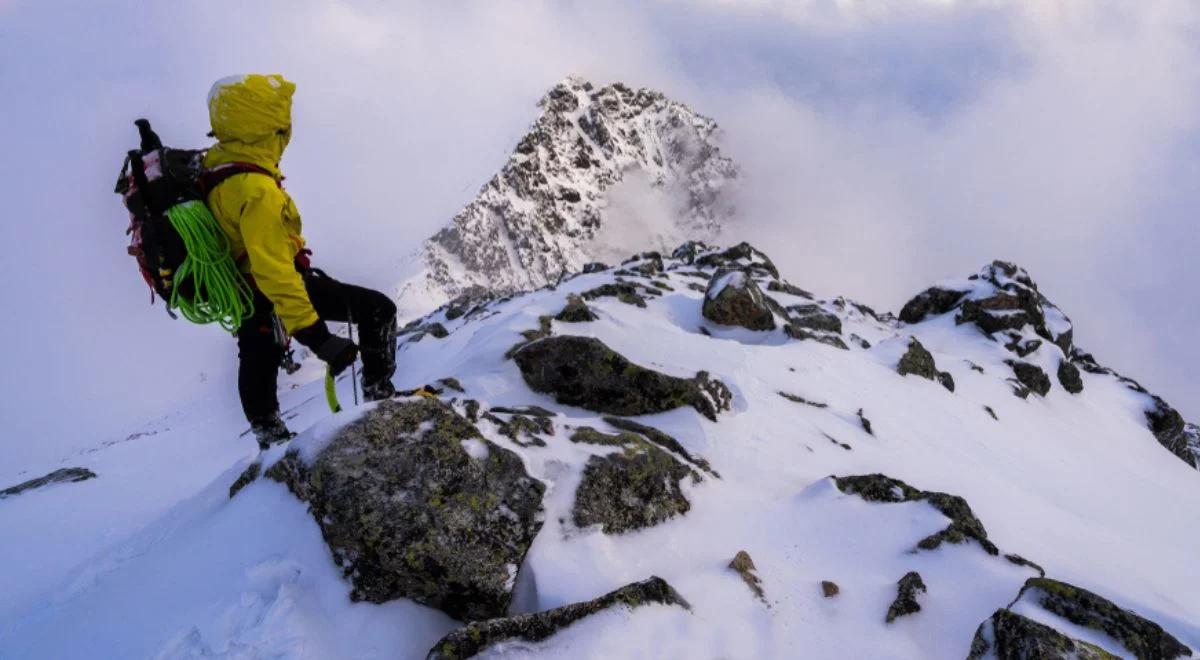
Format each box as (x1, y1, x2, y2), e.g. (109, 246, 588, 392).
(236, 269, 397, 423)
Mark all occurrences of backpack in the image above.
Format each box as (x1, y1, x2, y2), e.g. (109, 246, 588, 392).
(115, 119, 265, 331)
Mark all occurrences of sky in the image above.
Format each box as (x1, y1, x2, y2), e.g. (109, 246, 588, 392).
(1, 0, 1197, 472)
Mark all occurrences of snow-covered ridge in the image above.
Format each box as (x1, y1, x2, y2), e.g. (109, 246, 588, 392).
(394, 77, 739, 317)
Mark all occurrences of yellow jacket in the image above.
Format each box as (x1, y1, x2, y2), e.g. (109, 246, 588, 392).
(203, 74, 319, 333)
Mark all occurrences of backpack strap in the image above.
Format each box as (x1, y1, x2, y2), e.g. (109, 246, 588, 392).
(199, 162, 279, 195)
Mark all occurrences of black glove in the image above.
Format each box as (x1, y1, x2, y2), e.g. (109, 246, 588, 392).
(293, 321, 358, 375)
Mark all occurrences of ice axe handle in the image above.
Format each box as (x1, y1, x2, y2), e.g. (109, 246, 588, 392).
(134, 118, 163, 151)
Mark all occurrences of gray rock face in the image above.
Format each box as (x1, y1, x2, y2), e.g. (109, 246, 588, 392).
(513, 335, 730, 421)
(1020, 577, 1192, 659)
(834, 474, 999, 555)
(265, 398, 545, 621)
(886, 571, 927, 623)
(426, 577, 689, 659)
(967, 609, 1118, 660)
(1057, 359, 1084, 394)
(702, 268, 776, 331)
(0, 467, 96, 499)
(571, 426, 699, 534)
(400, 77, 739, 312)
(896, 337, 955, 392)
(1009, 361, 1052, 397)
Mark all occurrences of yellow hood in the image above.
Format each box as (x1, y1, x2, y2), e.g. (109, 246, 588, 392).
(206, 74, 295, 174)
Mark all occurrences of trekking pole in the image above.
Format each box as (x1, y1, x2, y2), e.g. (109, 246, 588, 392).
(347, 305, 360, 406)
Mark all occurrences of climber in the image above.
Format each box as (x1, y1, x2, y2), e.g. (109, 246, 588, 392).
(204, 74, 399, 449)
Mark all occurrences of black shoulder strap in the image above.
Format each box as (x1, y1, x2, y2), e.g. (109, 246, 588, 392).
(199, 162, 277, 196)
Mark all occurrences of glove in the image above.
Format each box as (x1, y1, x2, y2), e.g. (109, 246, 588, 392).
(293, 321, 358, 375)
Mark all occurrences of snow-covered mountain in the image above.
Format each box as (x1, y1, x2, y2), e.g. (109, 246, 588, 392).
(394, 77, 738, 317)
(3, 240, 1198, 659)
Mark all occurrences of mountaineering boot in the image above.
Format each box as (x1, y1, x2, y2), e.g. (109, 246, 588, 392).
(362, 379, 397, 402)
(251, 415, 296, 451)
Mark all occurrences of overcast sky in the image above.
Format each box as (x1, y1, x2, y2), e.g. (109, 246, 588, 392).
(2, 1, 1197, 473)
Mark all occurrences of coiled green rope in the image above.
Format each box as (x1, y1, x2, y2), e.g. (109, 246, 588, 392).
(165, 200, 254, 331)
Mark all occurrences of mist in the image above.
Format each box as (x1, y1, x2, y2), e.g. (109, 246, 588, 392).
(2, 0, 1197, 476)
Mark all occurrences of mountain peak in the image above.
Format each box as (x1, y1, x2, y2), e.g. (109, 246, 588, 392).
(396, 78, 739, 317)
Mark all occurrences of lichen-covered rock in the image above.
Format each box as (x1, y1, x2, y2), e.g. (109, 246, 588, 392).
(886, 571, 927, 623)
(603, 416, 718, 477)
(1009, 361, 1052, 397)
(899, 287, 967, 324)
(1019, 578, 1193, 659)
(513, 335, 729, 421)
(967, 609, 1118, 660)
(896, 337, 954, 392)
(834, 474, 999, 555)
(1057, 359, 1084, 394)
(0, 467, 97, 499)
(702, 268, 776, 331)
(555, 294, 598, 323)
(572, 442, 697, 534)
(265, 398, 545, 621)
(729, 550, 766, 602)
(426, 576, 690, 660)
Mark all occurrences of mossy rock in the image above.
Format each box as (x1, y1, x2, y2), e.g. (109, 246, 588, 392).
(426, 577, 689, 659)
(967, 609, 1119, 659)
(512, 335, 729, 421)
(573, 443, 698, 534)
(265, 398, 545, 622)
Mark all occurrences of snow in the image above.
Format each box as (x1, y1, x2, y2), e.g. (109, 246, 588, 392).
(461, 438, 491, 461)
(706, 269, 746, 299)
(3, 250, 1199, 658)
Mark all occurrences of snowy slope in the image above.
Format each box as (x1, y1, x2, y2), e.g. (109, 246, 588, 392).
(393, 77, 738, 317)
(3, 244, 1198, 659)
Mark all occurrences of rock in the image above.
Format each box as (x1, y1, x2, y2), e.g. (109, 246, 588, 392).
(437, 377, 465, 393)
(490, 405, 557, 417)
(0, 467, 97, 499)
(1145, 397, 1199, 469)
(228, 462, 261, 499)
(1057, 360, 1083, 394)
(967, 609, 1119, 660)
(671, 240, 711, 264)
(504, 315, 553, 359)
(958, 293, 1042, 337)
(834, 474, 999, 555)
(821, 581, 840, 598)
(896, 337, 953, 392)
(483, 413, 551, 448)
(582, 261, 609, 273)
(984, 405, 999, 421)
(695, 241, 780, 279)
(426, 576, 689, 660)
(886, 571, 927, 623)
(1004, 554, 1046, 577)
(1009, 361, 1052, 397)
(1004, 334, 1043, 358)
(581, 281, 653, 308)
(572, 441, 697, 534)
(857, 409, 874, 436)
(766, 280, 814, 299)
(513, 335, 729, 421)
(702, 269, 776, 331)
(778, 392, 828, 408)
(729, 551, 766, 602)
(443, 287, 496, 321)
(899, 287, 967, 324)
(554, 294, 598, 323)
(1020, 577, 1192, 659)
(786, 304, 842, 334)
(603, 416, 718, 477)
(784, 323, 850, 350)
(265, 398, 545, 621)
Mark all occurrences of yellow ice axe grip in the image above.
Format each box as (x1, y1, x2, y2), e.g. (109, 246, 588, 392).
(325, 366, 342, 413)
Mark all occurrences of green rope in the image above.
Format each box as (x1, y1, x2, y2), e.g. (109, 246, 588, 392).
(164, 200, 254, 331)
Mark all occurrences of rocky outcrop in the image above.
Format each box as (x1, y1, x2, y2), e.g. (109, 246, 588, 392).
(571, 427, 699, 534)
(426, 577, 689, 659)
(785, 304, 842, 334)
(1018, 578, 1192, 659)
(555, 294, 598, 322)
(513, 335, 730, 421)
(834, 474, 999, 555)
(702, 269, 776, 331)
(896, 337, 955, 392)
(0, 467, 96, 499)
(899, 287, 967, 324)
(581, 281, 659, 308)
(967, 609, 1118, 660)
(695, 242, 779, 279)
(1009, 361, 1052, 398)
(264, 398, 545, 621)
(886, 571, 927, 623)
(1146, 397, 1200, 469)
(1057, 359, 1084, 394)
(603, 416, 719, 477)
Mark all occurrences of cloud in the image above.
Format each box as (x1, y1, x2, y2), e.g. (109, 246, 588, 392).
(1, 0, 1197, 472)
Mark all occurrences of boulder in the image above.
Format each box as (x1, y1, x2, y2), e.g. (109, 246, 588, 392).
(834, 474, 999, 555)
(1009, 361, 1052, 397)
(513, 335, 730, 421)
(821, 581, 840, 598)
(967, 609, 1118, 660)
(426, 577, 689, 659)
(1019, 577, 1192, 659)
(554, 294, 598, 323)
(899, 287, 967, 324)
(571, 433, 697, 534)
(1057, 359, 1084, 394)
(265, 398, 545, 621)
(702, 269, 776, 331)
(0, 467, 96, 499)
(1145, 397, 1199, 469)
(786, 304, 842, 334)
(895, 337, 954, 392)
(695, 241, 780, 279)
(671, 240, 711, 264)
(886, 571, 927, 623)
